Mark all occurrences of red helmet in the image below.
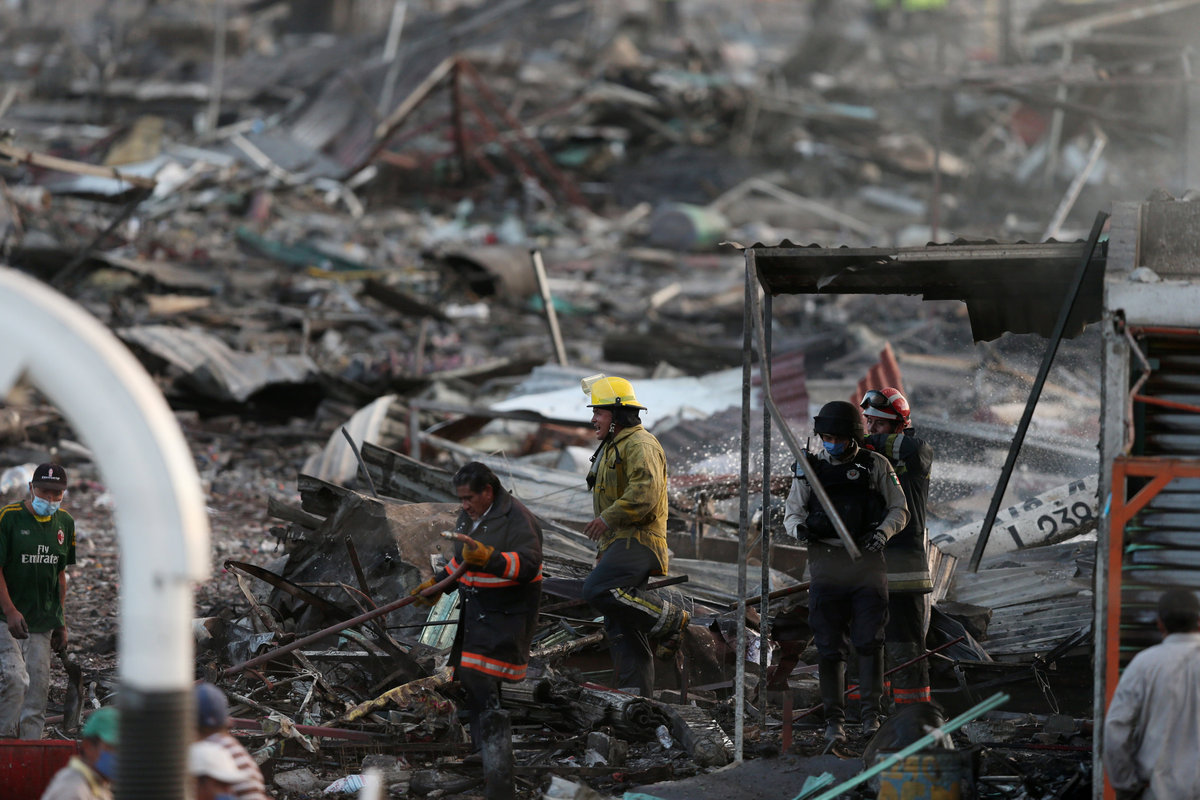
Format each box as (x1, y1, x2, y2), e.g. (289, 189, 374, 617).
(860, 387, 910, 425)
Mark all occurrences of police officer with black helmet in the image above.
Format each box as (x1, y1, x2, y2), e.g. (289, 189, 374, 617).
(784, 401, 908, 743)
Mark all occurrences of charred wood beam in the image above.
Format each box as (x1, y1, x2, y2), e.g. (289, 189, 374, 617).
(298, 473, 353, 517)
(266, 496, 325, 530)
(728, 581, 809, 610)
(53, 185, 155, 290)
(225, 560, 359, 626)
(603, 330, 745, 373)
(361, 278, 449, 321)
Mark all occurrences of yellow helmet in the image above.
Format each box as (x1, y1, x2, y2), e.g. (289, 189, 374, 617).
(582, 374, 647, 410)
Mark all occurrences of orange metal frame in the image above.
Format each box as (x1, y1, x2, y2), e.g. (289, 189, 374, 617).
(1105, 457, 1200, 798)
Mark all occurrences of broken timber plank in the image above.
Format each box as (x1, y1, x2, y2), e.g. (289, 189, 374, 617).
(362, 278, 449, 321)
(0, 141, 157, 190)
(267, 496, 326, 530)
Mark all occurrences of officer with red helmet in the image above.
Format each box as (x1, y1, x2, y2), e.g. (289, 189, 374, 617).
(784, 401, 908, 742)
(861, 388, 935, 710)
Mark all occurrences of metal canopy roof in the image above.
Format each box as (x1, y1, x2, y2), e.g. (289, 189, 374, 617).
(746, 239, 1106, 342)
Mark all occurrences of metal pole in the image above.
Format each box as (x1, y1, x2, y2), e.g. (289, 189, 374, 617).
(377, 0, 409, 116)
(409, 402, 421, 460)
(530, 249, 568, 366)
(759, 292, 772, 725)
(929, 34, 945, 241)
(1042, 130, 1107, 241)
(968, 211, 1109, 572)
(341, 427, 380, 497)
(450, 59, 468, 184)
(0, 269, 210, 800)
(1043, 43, 1073, 192)
(204, 0, 227, 136)
(747, 269, 861, 558)
(735, 251, 754, 761)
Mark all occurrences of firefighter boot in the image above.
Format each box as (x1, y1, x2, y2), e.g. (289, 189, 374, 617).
(858, 650, 885, 736)
(653, 600, 690, 661)
(480, 708, 515, 800)
(818, 657, 846, 744)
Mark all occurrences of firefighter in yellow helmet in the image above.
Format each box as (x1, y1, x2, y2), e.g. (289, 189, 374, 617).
(579, 375, 689, 696)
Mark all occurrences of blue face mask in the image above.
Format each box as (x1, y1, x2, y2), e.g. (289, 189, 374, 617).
(215, 795, 237, 800)
(93, 749, 117, 780)
(823, 440, 847, 457)
(31, 495, 60, 517)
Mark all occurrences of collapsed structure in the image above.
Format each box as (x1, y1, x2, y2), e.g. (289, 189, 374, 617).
(2, 1, 1200, 799)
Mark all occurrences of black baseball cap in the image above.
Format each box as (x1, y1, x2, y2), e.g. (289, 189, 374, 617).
(31, 463, 68, 491)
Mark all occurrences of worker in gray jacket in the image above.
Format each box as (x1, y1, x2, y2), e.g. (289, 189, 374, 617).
(1105, 588, 1200, 799)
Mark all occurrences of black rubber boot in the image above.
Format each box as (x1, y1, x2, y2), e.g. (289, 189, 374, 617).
(818, 657, 846, 744)
(480, 709, 515, 800)
(858, 650, 885, 736)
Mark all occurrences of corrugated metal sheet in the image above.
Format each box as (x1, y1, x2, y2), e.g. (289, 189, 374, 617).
(212, 129, 345, 180)
(746, 239, 1103, 342)
(118, 325, 320, 402)
(304, 395, 399, 483)
(756, 349, 808, 429)
(420, 434, 592, 525)
(1119, 333, 1200, 662)
(948, 540, 1093, 659)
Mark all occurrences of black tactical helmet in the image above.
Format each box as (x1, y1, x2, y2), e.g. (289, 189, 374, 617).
(813, 400, 865, 443)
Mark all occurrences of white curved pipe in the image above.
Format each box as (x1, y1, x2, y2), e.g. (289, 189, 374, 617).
(0, 268, 209, 794)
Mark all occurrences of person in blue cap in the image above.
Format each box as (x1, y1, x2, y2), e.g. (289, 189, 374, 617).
(194, 682, 270, 800)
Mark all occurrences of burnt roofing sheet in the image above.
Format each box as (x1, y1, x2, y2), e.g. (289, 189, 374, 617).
(746, 239, 1106, 342)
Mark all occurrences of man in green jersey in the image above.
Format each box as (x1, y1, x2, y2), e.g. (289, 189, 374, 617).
(0, 462, 75, 739)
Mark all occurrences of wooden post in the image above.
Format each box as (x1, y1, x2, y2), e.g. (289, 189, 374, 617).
(530, 249, 568, 366)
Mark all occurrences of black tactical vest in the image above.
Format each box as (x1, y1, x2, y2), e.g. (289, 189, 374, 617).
(801, 453, 885, 543)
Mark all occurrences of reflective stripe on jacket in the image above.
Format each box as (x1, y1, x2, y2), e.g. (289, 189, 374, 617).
(443, 488, 543, 681)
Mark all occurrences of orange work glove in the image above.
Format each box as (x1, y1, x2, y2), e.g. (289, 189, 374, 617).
(410, 576, 441, 608)
(461, 538, 495, 568)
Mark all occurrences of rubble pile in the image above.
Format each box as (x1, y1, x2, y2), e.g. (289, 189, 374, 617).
(1, 0, 1183, 796)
